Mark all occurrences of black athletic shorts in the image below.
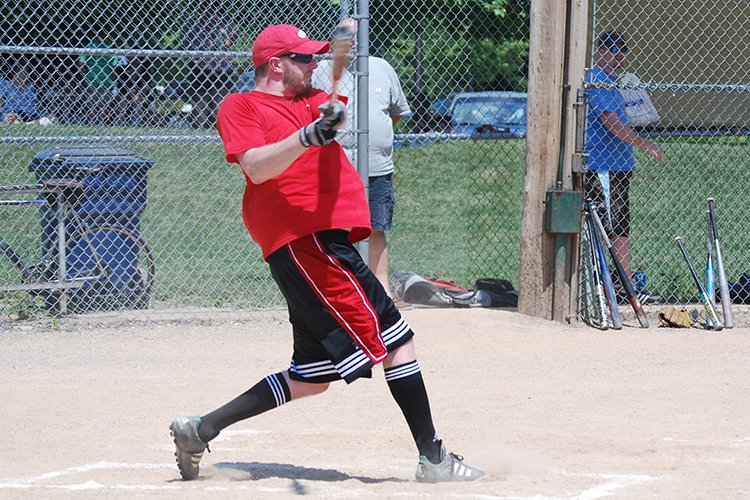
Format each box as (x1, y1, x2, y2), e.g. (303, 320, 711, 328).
(266, 230, 414, 384)
(584, 171, 632, 237)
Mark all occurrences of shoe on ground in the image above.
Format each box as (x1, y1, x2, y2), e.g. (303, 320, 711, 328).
(638, 291, 663, 304)
(615, 287, 662, 305)
(415, 443, 485, 483)
(170, 416, 208, 480)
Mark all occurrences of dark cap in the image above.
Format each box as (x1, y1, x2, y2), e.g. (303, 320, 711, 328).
(596, 31, 628, 53)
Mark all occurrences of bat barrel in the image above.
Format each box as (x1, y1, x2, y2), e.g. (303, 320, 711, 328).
(592, 206, 648, 327)
(675, 236, 724, 330)
(707, 197, 734, 328)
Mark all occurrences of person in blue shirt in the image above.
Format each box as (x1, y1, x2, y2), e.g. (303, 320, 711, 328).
(585, 31, 663, 300)
(0, 63, 40, 123)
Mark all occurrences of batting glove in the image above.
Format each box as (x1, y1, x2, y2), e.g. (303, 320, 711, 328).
(299, 101, 346, 147)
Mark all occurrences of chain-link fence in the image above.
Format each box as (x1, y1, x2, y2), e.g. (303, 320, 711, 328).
(3, 1, 746, 327)
(0, 1, 529, 322)
(582, 0, 750, 327)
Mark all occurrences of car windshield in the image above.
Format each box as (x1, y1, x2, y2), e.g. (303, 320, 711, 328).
(451, 97, 526, 126)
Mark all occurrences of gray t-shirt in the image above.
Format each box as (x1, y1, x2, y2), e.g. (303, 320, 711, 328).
(312, 56, 410, 176)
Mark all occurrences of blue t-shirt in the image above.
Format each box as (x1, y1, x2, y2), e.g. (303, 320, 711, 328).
(585, 67, 634, 172)
(0, 78, 38, 117)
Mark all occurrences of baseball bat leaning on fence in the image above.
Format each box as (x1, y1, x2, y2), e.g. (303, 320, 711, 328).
(583, 210, 609, 330)
(587, 208, 622, 329)
(707, 198, 733, 328)
(674, 236, 723, 330)
(589, 204, 650, 328)
(705, 210, 716, 328)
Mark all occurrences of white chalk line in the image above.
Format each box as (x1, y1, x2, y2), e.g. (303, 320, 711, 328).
(211, 429, 269, 442)
(1, 428, 666, 497)
(568, 473, 658, 500)
(1, 429, 274, 489)
(730, 437, 750, 448)
(0, 462, 173, 489)
(0, 460, 664, 498)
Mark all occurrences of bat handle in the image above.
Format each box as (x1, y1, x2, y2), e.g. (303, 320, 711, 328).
(707, 303, 724, 330)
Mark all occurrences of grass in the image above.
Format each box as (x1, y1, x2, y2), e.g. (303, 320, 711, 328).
(1, 123, 749, 316)
(391, 139, 525, 287)
(632, 137, 750, 301)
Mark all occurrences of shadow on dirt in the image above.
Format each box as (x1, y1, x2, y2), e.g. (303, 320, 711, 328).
(213, 461, 407, 489)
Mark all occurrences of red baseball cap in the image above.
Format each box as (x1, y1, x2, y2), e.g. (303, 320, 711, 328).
(252, 24, 330, 68)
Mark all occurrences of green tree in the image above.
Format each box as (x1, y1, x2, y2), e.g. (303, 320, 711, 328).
(370, 0, 530, 101)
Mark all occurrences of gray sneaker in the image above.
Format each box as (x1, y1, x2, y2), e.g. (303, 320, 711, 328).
(169, 416, 208, 480)
(415, 444, 485, 483)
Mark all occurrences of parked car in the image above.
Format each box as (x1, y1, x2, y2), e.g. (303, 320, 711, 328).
(430, 95, 454, 118)
(449, 91, 527, 138)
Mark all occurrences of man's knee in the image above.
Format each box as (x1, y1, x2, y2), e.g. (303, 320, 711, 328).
(384, 338, 417, 368)
(283, 371, 330, 399)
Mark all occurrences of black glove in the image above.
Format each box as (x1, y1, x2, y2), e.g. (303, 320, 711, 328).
(299, 101, 346, 147)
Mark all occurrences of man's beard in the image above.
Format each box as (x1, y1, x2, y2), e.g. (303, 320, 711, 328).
(283, 72, 312, 97)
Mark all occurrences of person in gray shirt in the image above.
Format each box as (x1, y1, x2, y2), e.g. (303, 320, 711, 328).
(313, 28, 411, 306)
(181, 0, 237, 128)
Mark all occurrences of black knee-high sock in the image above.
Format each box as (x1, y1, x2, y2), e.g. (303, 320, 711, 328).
(385, 360, 442, 463)
(197, 372, 291, 442)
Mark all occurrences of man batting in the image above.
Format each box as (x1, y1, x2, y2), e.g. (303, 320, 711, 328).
(169, 22, 484, 483)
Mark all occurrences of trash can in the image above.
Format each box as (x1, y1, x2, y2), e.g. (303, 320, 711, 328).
(29, 146, 154, 312)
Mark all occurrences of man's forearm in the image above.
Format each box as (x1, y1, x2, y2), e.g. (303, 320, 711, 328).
(600, 111, 663, 161)
(602, 111, 648, 148)
(238, 133, 307, 184)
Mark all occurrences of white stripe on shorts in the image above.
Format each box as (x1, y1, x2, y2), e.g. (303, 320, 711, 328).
(290, 318, 413, 381)
(288, 235, 386, 363)
(383, 318, 410, 346)
(290, 359, 339, 379)
(336, 350, 371, 378)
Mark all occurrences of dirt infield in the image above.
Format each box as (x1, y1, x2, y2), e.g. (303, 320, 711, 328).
(2, 308, 749, 499)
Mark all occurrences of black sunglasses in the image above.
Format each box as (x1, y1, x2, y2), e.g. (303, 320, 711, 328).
(280, 53, 315, 64)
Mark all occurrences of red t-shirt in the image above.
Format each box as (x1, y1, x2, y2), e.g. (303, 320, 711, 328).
(217, 89, 371, 259)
